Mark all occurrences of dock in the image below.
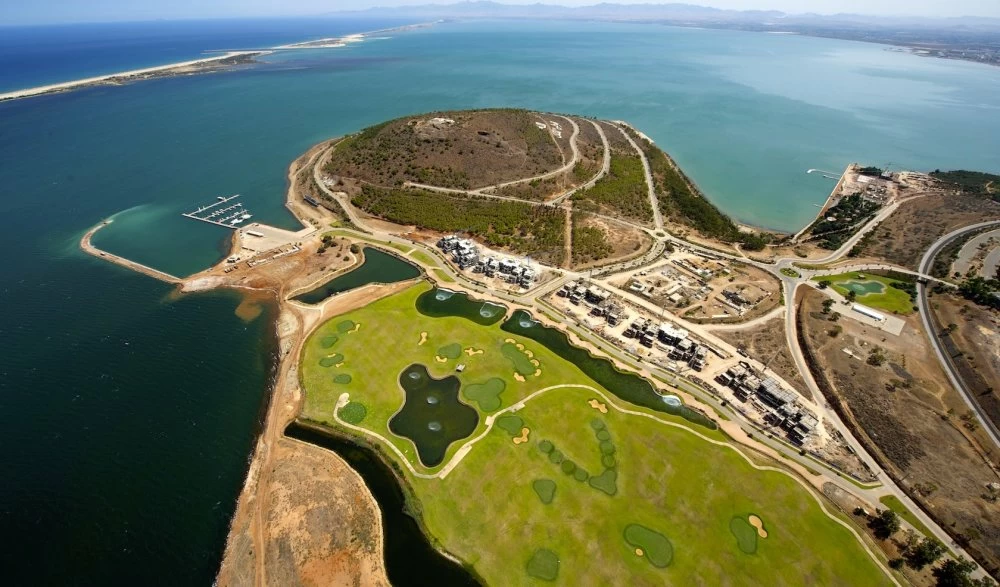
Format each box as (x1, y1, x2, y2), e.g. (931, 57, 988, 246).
(182, 194, 254, 229)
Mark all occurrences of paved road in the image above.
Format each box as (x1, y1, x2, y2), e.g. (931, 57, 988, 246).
(617, 122, 664, 231)
(310, 144, 991, 577)
(549, 119, 611, 205)
(917, 220, 1000, 448)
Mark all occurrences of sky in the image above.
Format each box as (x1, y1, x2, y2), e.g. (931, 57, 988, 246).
(2, 0, 998, 26)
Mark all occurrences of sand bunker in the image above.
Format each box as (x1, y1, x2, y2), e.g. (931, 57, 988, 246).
(524, 350, 534, 358)
(418, 332, 428, 346)
(464, 347, 484, 356)
(516, 343, 525, 351)
(435, 355, 448, 363)
(504, 338, 516, 344)
(335, 362, 344, 368)
(348, 323, 361, 334)
(749, 515, 768, 538)
(513, 427, 530, 445)
(513, 372, 525, 382)
(588, 399, 608, 414)
(533, 369, 541, 377)
(635, 548, 644, 556)
(530, 358, 540, 367)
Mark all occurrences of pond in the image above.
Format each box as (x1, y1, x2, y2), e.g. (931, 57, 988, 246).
(284, 421, 481, 586)
(501, 310, 717, 430)
(415, 287, 507, 325)
(294, 246, 421, 304)
(388, 364, 480, 467)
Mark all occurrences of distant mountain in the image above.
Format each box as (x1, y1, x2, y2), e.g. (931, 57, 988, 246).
(332, 1, 1000, 33)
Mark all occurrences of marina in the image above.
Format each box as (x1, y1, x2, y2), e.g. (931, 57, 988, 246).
(182, 194, 253, 228)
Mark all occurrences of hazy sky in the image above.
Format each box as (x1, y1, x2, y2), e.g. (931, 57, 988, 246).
(3, 0, 999, 25)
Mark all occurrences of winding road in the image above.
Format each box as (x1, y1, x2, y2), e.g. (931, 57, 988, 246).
(917, 220, 1000, 448)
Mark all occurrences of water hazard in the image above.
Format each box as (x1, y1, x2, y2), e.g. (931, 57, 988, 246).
(294, 246, 420, 304)
(502, 311, 717, 429)
(414, 287, 507, 325)
(389, 364, 479, 467)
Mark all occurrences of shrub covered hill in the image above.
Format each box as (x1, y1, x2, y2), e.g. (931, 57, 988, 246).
(324, 109, 772, 264)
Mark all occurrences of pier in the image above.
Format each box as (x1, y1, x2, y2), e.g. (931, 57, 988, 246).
(806, 168, 841, 180)
(182, 194, 254, 228)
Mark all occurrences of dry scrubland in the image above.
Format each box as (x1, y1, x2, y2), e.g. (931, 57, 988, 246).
(325, 109, 564, 189)
(324, 109, 770, 269)
(858, 193, 1000, 270)
(929, 294, 1000, 430)
(798, 289, 1000, 572)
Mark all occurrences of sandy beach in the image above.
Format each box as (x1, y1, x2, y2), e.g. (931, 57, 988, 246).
(0, 50, 266, 102)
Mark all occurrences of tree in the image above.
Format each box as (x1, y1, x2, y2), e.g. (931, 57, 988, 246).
(932, 556, 995, 587)
(869, 509, 901, 540)
(818, 279, 832, 289)
(847, 289, 858, 302)
(907, 537, 947, 570)
(349, 244, 361, 254)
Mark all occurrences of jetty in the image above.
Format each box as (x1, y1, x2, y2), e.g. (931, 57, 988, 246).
(183, 195, 254, 228)
(80, 220, 181, 284)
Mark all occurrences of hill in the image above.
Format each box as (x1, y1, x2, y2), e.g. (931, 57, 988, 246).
(324, 109, 768, 265)
(325, 109, 565, 190)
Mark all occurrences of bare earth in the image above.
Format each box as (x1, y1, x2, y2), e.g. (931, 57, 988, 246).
(715, 316, 811, 400)
(799, 288, 1000, 570)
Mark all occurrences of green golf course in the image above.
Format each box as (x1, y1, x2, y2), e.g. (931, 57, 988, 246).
(300, 281, 893, 585)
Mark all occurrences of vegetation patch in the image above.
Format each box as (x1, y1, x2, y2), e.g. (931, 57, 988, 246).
(463, 377, 507, 412)
(730, 516, 759, 554)
(437, 342, 463, 360)
(496, 414, 524, 436)
(319, 354, 344, 367)
(878, 495, 934, 538)
(532, 479, 557, 504)
(352, 186, 565, 264)
(526, 548, 560, 581)
(320, 335, 339, 348)
(502, 342, 537, 376)
(930, 170, 1000, 203)
(813, 271, 914, 314)
(588, 469, 618, 496)
(537, 439, 554, 454)
(336, 319, 357, 333)
(624, 524, 674, 568)
(572, 154, 653, 222)
(338, 401, 367, 424)
(572, 220, 614, 264)
(333, 374, 352, 384)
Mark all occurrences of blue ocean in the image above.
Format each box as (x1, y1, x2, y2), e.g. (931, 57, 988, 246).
(1, 17, 999, 583)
